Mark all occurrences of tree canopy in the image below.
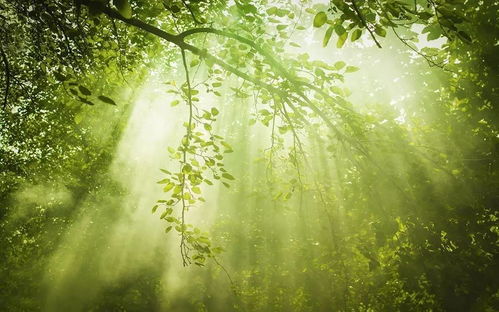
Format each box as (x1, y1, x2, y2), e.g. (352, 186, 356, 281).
(0, 0, 498, 311)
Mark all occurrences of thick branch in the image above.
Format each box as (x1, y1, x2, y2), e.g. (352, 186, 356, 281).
(81, 1, 354, 143)
(0, 44, 10, 108)
(178, 27, 355, 115)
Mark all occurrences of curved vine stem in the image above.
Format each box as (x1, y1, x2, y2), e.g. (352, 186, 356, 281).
(180, 48, 194, 266)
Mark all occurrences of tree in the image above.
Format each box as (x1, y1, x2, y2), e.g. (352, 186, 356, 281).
(0, 0, 497, 311)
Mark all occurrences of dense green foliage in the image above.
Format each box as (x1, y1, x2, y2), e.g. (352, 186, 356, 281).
(0, 0, 497, 311)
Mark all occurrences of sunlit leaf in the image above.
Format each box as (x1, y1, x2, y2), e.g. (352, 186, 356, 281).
(345, 66, 359, 73)
(323, 26, 334, 47)
(313, 12, 327, 28)
(113, 0, 132, 19)
(337, 32, 348, 48)
(374, 26, 387, 37)
(351, 29, 362, 42)
(334, 61, 346, 70)
(222, 173, 235, 180)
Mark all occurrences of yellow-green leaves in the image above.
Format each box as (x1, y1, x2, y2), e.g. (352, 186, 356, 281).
(334, 61, 346, 70)
(351, 29, 362, 42)
(334, 24, 348, 48)
(374, 25, 387, 37)
(313, 12, 327, 28)
(345, 66, 359, 73)
(323, 26, 334, 47)
(190, 58, 200, 67)
(113, 0, 132, 19)
(222, 173, 235, 180)
(337, 32, 348, 48)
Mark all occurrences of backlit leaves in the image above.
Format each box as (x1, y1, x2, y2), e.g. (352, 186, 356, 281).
(323, 26, 334, 47)
(313, 12, 327, 28)
(113, 0, 132, 19)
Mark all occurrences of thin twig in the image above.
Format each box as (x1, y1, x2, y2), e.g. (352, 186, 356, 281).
(181, 0, 203, 24)
(350, 0, 382, 48)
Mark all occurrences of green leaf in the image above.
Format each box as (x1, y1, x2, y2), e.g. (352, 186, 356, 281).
(165, 226, 172, 233)
(211, 107, 219, 116)
(192, 186, 201, 194)
(170, 99, 180, 107)
(418, 12, 433, 20)
(457, 31, 471, 43)
(190, 58, 200, 67)
(334, 25, 346, 36)
(98, 95, 117, 105)
(266, 7, 277, 15)
(222, 173, 235, 180)
(74, 113, 84, 124)
(345, 66, 359, 73)
(79, 97, 94, 105)
(334, 61, 346, 70)
(374, 26, 387, 37)
(113, 0, 132, 19)
(313, 12, 327, 28)
(163, 183, 174, 192)
(152, 205, 159, 213)
(351, 29, 362, 42)
(323, 26, 334, 47)
(54, 72, 67, 81)
(337, 32, 348, 48)
(78, 85, 91, 96)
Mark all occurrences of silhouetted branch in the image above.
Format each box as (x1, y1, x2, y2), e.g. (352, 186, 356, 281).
(0, 44, 10, 108)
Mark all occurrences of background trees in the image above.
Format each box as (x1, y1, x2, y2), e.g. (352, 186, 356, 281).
(0, 0, 497, 311)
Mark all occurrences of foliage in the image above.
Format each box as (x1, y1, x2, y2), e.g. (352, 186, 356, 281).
(0, 0, 498, 311)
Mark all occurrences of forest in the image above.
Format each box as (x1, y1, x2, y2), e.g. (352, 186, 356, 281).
(0, 0, 498, 311)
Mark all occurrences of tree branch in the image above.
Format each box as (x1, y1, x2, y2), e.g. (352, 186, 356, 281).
(179, 48, 193, 267)
(81, 0, 359, 147)
(350, 0, 382, 48)
(181, 0, 203, 25)
(0, 44, 10, 108)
